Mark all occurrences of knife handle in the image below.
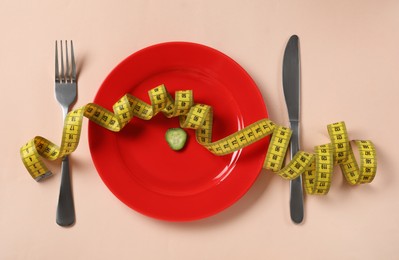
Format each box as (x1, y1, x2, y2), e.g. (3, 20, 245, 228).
(289, 121, 304, 224)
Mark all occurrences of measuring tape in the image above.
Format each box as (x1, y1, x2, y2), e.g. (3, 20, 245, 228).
(20, 84, 377, 194)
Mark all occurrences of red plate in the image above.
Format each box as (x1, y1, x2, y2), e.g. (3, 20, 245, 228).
(88, 42, 269, 221)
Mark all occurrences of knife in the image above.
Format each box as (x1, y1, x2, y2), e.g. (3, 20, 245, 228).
(282, 35, 304, 224)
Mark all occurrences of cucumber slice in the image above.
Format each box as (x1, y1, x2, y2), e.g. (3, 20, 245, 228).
(165, 128, 188, 151)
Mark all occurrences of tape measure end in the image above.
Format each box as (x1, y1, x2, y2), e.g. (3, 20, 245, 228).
(34, 171, 53, 182)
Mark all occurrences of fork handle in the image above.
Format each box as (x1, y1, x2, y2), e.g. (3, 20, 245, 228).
(56, 156, 75, 226)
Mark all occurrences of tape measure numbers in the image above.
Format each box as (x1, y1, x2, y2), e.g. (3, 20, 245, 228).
(20, 85, 377, 194)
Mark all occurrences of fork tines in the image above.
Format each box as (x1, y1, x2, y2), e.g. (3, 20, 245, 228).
(55, 40, 76, 83)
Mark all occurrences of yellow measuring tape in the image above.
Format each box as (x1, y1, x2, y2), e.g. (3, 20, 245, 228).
(20, 85, 377, 195)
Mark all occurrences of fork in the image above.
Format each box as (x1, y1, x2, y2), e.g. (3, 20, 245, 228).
(55, 40, 77, 226)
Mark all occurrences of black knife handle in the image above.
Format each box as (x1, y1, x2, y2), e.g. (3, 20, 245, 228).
(289, 121, 304, 224)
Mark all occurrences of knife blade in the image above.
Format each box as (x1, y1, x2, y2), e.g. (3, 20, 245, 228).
(282, 35, 304, 224)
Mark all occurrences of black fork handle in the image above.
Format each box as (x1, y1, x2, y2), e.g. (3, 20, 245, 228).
(56, 156, 75, 226)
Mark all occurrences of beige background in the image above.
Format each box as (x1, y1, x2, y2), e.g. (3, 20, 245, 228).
(1, 0, 398, 259)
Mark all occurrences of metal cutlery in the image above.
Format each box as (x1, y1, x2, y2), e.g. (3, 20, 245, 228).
(282, 35, 304, 224)
(55, 40, 77, 226)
